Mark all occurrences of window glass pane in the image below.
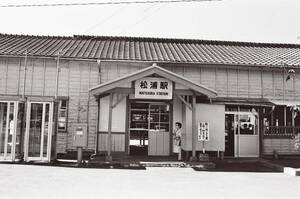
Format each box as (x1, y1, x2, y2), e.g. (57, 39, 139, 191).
(239, 114, 257, 135)
(28, 103, 43, 157)
(58, 100, 68, 131)
(15, 103, 24, 156)
(43, 104, 49, 157)
(0, 102, 8, 156)
(6, 102, 15, 155)
(273, 106, 284, 126)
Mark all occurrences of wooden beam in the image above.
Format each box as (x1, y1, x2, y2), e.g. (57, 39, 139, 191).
(112, 94, 127, 109)
(175, 93, 192, 110)
(106, 93, 113, 161)
(174, 89, 195, 96)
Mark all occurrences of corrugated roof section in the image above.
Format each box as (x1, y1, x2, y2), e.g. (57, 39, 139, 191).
(0, 33, 300, 67)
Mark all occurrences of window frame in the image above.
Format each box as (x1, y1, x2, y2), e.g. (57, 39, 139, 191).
(57, 99, 68, 132)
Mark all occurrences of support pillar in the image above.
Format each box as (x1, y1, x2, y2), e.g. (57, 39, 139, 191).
(106, 93, 113, 162)
(190, 94, 197, 161)
(77, 147, 83, 165)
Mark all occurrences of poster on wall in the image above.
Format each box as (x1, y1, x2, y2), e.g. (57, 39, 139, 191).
(135, 77, 173, 99)
(198, 121, 209, 141)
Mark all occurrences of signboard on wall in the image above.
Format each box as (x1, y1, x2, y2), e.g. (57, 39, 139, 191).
(198, 121, 209, 141)
(135, 78, 173, 99)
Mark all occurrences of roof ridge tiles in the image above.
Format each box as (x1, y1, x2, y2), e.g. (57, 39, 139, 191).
(1, 33, 300, 67)
(1, 33, 297, 49)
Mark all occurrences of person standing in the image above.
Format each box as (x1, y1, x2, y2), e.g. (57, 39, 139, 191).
(173, 122, 182, 161)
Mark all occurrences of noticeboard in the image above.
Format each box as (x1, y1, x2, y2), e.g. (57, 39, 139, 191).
(198, 121, 209, 141)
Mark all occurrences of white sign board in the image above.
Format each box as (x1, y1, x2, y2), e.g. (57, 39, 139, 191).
(135, 78, 172, 99)
(198, 121, 209, 141)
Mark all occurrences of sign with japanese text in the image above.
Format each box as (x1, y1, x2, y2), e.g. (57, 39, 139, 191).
(135, 78, 173, 99)
(198, 121, 209, 141)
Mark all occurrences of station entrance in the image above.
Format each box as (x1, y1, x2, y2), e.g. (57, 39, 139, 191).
(129, 102, 171, 156)
(225, 110, 259, 157)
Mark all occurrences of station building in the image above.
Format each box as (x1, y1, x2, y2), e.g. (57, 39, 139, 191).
(0, 33, 300, 162)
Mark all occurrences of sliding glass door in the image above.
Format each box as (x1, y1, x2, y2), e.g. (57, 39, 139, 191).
(24, 102, 54, 162)
(0, 101, 23, 161)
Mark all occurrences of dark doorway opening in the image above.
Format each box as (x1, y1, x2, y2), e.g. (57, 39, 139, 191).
(225, 114, 234, 156)
(129, 103, 149, 155)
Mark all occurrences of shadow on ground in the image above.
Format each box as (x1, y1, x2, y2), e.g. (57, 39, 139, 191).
(194, 161, 280, 172)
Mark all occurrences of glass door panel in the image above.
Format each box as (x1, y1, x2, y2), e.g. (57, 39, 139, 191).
(15, 103, 24, 157)
(235, 112, 259, 157)
(28, 103, 43, 157)
(148, 104, 170, 156)
(25, 102, 53, 162)
(0, 101, 22, 161)
(149, 104, 170, 131)
(42, 104, 50, 158)
(0, 102, 8, 157)
(6, 102, 15, 157)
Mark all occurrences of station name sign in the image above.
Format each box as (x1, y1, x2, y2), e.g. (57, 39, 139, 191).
(135, 78, 173, 99)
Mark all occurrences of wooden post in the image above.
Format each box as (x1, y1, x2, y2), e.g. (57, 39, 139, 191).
(95, 98, 100, 155)
(77, 147, 83, 165)
(106, 93, 113, 161)
(292, 109, 295, 136)
(190, 94, 197, 161)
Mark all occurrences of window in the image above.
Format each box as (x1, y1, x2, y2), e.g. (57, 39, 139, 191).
(58, 99, 68, 131)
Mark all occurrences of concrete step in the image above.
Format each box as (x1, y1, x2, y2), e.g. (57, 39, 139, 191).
(87, 159, 216, 169)
(284, 167, 300, 176)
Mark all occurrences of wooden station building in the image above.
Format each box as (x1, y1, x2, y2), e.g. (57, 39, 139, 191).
(0, 33, 300, 162)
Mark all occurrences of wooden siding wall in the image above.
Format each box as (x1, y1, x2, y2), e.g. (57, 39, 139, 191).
(2, 57, 300, 154)
(181, 103, 225, 151)
(162, 64, 299, 100)
(0, 57, 99, 153)
(263, 139, 300, 155)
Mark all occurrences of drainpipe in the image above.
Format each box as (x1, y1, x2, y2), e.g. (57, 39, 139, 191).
(21, 50, 28, 99)
(55, 52, 61, 100)
(90, 59, 102, 159)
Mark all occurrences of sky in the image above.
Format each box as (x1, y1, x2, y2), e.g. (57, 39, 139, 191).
(0, 0, 300, 44)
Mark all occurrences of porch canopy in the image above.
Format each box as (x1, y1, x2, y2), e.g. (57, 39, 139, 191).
(89, 63, 217, 161)
(90, 63, 217, 98)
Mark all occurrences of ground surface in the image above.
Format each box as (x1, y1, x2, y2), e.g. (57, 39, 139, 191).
(0, 164, 299, 199)
(266, 158, 300, 168)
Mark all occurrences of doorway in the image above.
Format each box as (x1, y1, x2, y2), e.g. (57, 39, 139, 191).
(129, 102, 170, 156)
(0, 101, 24, 161)
(24, 102, 54, 162)
(225, 112, 259, 157)
(225, 114, 234, 156)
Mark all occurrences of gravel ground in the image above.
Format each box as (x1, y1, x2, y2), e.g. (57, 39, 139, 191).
(0, 164, 299, 199)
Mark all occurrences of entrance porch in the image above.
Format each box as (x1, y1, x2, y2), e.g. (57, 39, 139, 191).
(89, 63, 218, 161)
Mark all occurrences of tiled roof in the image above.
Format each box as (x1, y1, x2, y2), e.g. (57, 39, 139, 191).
(0, 33, 300, 67)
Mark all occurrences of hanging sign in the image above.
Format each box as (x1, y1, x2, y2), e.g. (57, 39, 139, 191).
(198, 121, 209, 141)
(135, 78, 172, 99)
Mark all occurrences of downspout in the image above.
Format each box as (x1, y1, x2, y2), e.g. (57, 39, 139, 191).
(21, 50, 28, 99)
(90, 59, 102, 158)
